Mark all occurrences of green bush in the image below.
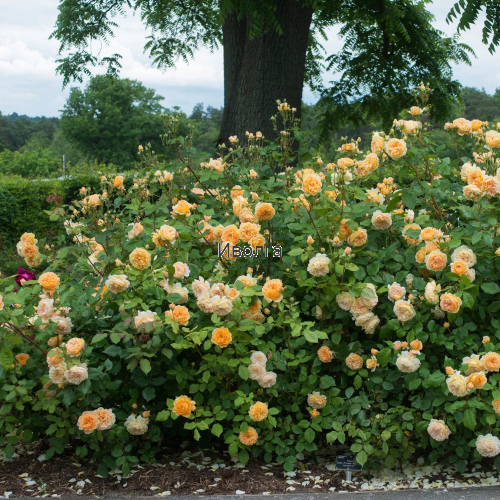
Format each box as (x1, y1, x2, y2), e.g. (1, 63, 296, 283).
(0, 149, 63, 179)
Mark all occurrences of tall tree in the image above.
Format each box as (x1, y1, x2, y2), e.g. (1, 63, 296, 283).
(60, 76, 165, 166)
(51, 0, 472, 145)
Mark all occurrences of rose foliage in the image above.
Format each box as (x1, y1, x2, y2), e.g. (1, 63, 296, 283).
(3, 87, 500, 476)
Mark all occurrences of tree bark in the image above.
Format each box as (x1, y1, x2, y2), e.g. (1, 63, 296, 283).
(218, 0, 314, 146)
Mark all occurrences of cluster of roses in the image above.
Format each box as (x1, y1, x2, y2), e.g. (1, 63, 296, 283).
(460, 161, 500, 200)
(247, 350, 277, 389)
(445, 118, 500, 144)
(335, 284, 380, 335)
(427, 347, 500, 457)
(46, 337, 87, 387)
(77, 408, 116, 434)
(16, 232, 42, 268)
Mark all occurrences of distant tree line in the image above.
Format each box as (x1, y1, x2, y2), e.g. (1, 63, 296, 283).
(0, 77, 499, 177)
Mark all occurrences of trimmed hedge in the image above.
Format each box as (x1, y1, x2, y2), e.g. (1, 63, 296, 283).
(0, 174, 104, 276)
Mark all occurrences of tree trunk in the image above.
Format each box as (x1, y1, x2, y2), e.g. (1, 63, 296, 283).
(218, 0, 314, 146)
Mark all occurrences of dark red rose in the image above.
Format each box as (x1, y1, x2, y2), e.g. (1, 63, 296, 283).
(14, 268, 37, 290)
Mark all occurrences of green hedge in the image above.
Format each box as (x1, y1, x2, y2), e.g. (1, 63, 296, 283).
(0, 174, 106, 276)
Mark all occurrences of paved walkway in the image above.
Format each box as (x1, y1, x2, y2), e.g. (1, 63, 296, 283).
(11, 486, 500, 499)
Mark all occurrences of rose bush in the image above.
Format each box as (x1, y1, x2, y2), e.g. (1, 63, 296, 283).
(2, 85, 500, 476)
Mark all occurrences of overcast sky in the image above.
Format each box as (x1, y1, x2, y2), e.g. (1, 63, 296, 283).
(1, 0, 499, 118)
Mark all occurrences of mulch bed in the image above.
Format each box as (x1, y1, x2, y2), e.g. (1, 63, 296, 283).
(1, 442, 499, 497)
(0, 443, 349, 497)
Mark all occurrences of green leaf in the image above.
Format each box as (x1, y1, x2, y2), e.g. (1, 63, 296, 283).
(156, 410, 170, 422)
(356, 450, 367, 467)
(386, 194, 402, 212)
(0, 347, 14, 370)
(482, 282, 500, 294)
(142, 387, 156, 402)
(463, 408, 476, 430)
(238, 365, 249, 380)
(304, 428, 315, 443)
(140, 359, 151, 375)
(212, 423, 223, 437)
(425, 371, 445, 388)
(376, 348, 392, 366)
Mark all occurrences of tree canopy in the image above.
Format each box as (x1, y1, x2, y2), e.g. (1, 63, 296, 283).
(51, 0, 480, 140)
(59, 76, 166, 166)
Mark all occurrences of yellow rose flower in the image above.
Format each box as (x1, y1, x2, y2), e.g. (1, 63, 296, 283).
(173, 395, 196, 418)
(439, 293, 461, 313)
(129, 248, 151, 270)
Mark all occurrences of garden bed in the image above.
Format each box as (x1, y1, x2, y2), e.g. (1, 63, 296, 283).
(1, 443, 500, 497)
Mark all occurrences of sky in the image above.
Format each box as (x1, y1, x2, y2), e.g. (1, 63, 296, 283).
(0, 0, 499, 118)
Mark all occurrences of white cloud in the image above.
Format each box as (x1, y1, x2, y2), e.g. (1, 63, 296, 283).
(0, 0, 498, 117)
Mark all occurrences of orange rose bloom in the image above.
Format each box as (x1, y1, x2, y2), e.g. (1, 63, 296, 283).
(310, 409, 320, 418)
(481, 352, 500, 372)
(346, 353, 363, 370)
(415, 248, 427, 264)
(222, 224, 240, 245)
(493, 399, 500, 415)
(129, 248, 151, 270)
(248, 401, 268, 421)
(66, 338, 85, 357)
(425, 250, 447, 272)
(420, 227, 438, 241)
(15, 353, 29, 366)
(113, 175, 124, 190)
(371, 135, 384, 154)
(230, 185, 245, 200)
(172, 199, 193, 217)
(211, 327, 232, 348)
(262, 279, 284, 303)
(451, 260, 468, 275)
(239, 427, 258, 445)
(239, 223, 261, 243)
(302, 173, 323, 196)
(317, 346, 333, 363)
(165, 305, 190, 325)
(410, 340, 423, 351)
(173, 395, 196, 418)
(467, 372, 487, 390)
(77, 411, 99, 434)
(46, 348, 64, 366)
(255, 202, 275, 221)
(385, 138, 407, 159)
(39, 272, 60, 292)
(440, 293, 462, 313)
(402, 224, 421, 245)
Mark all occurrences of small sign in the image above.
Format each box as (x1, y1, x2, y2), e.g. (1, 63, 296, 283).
(335, 455, 362, 471)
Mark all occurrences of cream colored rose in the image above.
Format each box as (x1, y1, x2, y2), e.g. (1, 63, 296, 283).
(371, 210, 392, 230)
(371, 133, 384, 154)
(258, 371, 277, 388)
(446, 371, 467, 396)
(396, 351, 420, 373)
(191, 277, 210, 298)
(307, 253, 331, 277)
(134, 310, 158, 331)
(387, 282, 406, 302)
(365, 188, 384, 205)
(248, 364, 266, 380)
(485, 130, 500, 148)
(393, 300, 415, 323)
(51, 316, 73, 335)
(481, 176, 500, 197)
(37, 298, 54, 320)
(476, 434, 500, 457)
(64, 364, 88, 385)
(463, 184, 482, 201)
(427, 419, 451, 441)
(336, 292, 355, 311)
(451, 245, 476, 267)
(424, 280, 440, 304)
(49, 362, 67, 384)
(105, 275, 130, 294)
(211, 297, 233, 316)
